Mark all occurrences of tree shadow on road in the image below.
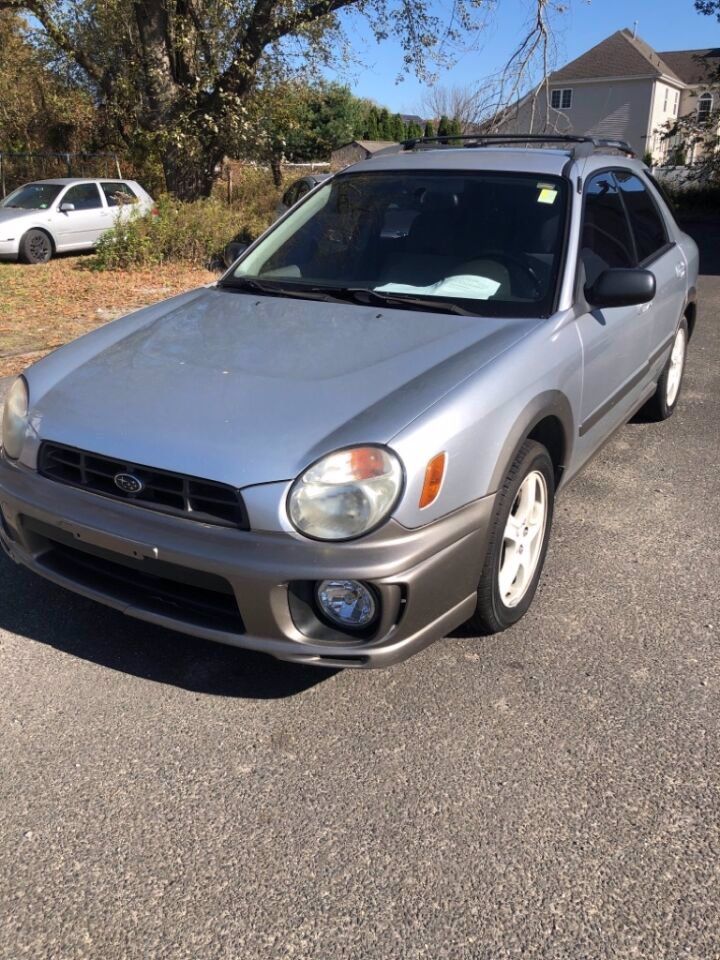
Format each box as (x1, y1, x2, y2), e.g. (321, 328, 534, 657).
(0, 555, 334, 700)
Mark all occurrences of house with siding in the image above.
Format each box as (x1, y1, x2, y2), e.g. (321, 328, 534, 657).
(495, 29, 719, 163)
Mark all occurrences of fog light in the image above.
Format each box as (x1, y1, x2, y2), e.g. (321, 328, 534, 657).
(316, 579, 377, 629)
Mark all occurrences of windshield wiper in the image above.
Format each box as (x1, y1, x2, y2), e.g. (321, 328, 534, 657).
(218, 276, 353, 304)
(343, 288, 479, 316)
(219, 277, 480, 315)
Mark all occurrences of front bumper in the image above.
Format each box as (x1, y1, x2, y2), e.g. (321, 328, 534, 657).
(0, 455, 495, 668)
(0, 239, 19, 260)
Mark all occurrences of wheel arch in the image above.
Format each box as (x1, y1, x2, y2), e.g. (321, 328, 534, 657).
(488, 391, 574, 494)
(20, 225, 56, 253)
(684, 286, 697, 340)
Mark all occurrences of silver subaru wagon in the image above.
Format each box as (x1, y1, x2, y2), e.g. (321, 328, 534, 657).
(0, 136, 699, 668)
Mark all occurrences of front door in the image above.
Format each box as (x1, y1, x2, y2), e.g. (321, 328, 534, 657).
(55, 183, 108, 248)
(574, 170, 654, 439)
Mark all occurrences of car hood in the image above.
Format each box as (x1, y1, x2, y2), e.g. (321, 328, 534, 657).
(26, 286, 540, 488)
(0, 208, 37, 230)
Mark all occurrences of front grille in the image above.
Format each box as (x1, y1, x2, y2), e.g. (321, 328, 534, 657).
(26, 518, 245, 634)
(38, 442, 249, 529)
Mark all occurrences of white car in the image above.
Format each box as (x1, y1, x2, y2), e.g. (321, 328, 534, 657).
(0, 178, 155, 264)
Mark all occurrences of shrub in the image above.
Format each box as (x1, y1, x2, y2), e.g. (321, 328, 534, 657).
(93, 168, 283, 270)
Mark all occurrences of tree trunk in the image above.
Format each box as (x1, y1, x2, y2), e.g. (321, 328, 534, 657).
(162, 143, 223, 201)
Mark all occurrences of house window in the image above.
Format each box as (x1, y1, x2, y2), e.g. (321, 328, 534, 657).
(551, 88, 573, 110)
(698, 93, 713, 122)
(663, 88, 669, 112)
(674, 90, 680, 114)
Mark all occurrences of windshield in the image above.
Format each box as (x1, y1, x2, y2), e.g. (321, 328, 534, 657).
(1, 183, 63, 210)
(226, 170, 568, 317)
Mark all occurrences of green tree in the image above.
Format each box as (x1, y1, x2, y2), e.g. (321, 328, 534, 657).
(0, 0, 553, 198)
(377, 108, 392, 140)
(424, 119, 435, 138)
(437, 114, 451, 142)
(406, 121, 423, 139)
(390, 113, 406, 141)
(365, 106, 380, 140)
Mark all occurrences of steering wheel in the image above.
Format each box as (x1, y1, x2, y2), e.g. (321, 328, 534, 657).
(455, 251, 544, 299)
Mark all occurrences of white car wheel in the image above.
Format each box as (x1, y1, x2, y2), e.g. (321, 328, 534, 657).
(665, 325, 686, 408)
(498, 469, 548, 608)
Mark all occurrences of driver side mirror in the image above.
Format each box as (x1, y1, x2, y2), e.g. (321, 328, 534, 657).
(586, 268, 656, 309)
(59, 202, 75, 213)
(223, 241, 248, 268)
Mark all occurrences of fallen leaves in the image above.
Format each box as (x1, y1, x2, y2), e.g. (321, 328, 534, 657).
(0, 256, 215, 377)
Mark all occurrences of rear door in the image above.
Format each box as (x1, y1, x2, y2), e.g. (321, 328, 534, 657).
(615, 170, 686, 361)
(575, 170, 653, 438)
(55, 183, 108, 248)
(100, 181, 141, 226)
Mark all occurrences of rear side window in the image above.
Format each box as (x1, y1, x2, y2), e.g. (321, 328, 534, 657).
(100, 182, 139, 207)
(581, 172, 636, 285)
(614, 171, 668, 262)
(62, 183, 103, 210)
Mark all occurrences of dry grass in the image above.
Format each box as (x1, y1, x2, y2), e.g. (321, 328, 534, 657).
(0, 256, 215, 378)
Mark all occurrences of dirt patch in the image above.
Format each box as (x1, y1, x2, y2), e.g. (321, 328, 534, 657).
(0, 257, 215, 377)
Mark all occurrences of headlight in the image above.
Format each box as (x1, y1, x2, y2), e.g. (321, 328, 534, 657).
(1, 376, 29, 460)
(288, 446, 403, 540)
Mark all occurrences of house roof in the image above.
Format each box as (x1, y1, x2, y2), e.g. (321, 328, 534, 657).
(347, 140, 397, 153)
(550, 29, 683, 85)
(656, 48, 720, 86)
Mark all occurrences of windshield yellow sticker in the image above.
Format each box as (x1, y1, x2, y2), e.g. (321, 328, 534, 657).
(537, 186, 558, 205)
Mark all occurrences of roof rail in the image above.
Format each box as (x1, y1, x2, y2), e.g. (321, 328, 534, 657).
(391, 134, 636, 159)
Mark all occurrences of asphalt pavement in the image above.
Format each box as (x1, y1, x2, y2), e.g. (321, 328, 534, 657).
(1, 237, 719, 959)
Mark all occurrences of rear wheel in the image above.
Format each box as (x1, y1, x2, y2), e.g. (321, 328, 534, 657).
(643, 319, 688, 421)
(464, 439, 555, 635)
(19, 229, 53, 264)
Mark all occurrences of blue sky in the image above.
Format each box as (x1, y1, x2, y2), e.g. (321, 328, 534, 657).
(332, 0, 718, 113)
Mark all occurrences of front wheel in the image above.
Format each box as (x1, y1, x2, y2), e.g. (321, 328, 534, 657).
(642, 319, 688, 421)
(464, 440, 555, 635)
(19, 229, 53, 264)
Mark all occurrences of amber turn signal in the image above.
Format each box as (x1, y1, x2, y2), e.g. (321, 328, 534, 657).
(419, 452, 447, 508)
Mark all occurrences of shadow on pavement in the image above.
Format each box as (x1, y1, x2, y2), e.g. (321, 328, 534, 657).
(0, 554, 334, 699)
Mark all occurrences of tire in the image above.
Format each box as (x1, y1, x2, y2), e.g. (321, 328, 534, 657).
(641, 319, 689, 422)
(19, 229, 53, 264)
(464, 439, 555, 635)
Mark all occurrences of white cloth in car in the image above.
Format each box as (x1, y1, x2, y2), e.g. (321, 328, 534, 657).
(375, 274, 501, 300)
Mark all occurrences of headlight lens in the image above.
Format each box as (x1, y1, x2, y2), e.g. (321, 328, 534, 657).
(1, 377, 29, 460)
(288, 446, 403, 540)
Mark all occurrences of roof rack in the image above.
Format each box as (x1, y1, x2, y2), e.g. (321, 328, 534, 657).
(393, 134, 636, 159)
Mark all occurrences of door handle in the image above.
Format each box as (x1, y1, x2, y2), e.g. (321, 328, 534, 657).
(675, 262, 687, 279)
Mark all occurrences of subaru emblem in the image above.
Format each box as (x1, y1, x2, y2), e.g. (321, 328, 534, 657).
(114, 472, 144, 495)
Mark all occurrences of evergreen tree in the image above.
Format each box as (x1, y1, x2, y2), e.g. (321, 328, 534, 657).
(437, 115, 451, 142)
(390, 113, 406, 141)
(424, 119, 435, 138)
(377, 108, 392, 139)
(365, 106, 380, 140)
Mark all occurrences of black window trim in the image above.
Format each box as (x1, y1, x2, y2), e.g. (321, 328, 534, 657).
(576, 165, 674, 297)
(612, 168, 673, 268)
(576, 166, 638, 298)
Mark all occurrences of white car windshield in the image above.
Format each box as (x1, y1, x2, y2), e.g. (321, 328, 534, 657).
(1, 183, 63, 210)
(226, 170, 568, 317)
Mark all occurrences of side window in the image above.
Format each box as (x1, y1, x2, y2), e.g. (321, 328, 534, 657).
(614, 171, 668, 262)
(100, 182, 139, 207)
(62, 183, 103, 211)
(581, 172, 636, 285)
